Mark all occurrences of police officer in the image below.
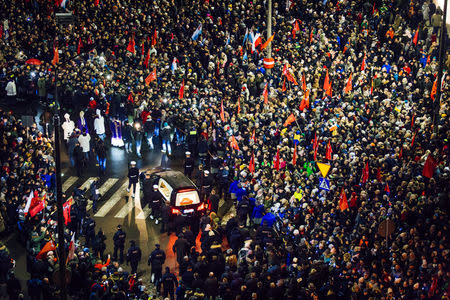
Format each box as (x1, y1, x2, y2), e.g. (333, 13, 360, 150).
(237, 196, 250, 226)
(186, 124, 198, 157)
(82, 214, 96, 247)
(142, 171, 153, 208)
(184, 151, 194, 178)
(149, 185, 162, 224)
(127, 161, 139, 198)
(201, 170, 213, 202)
(126, 240, 142, 274)
(148, 244, 166, 287)
(113, 225, 126, 263)
(161, 266, 178, 300)
(89, 179, 99, 213)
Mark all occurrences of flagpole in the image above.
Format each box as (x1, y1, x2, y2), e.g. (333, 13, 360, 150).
(266, 0, 272, 75)
(433, 0, 447, 132)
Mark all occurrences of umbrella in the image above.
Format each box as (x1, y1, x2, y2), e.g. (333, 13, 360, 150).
(25, 58, 43, 65)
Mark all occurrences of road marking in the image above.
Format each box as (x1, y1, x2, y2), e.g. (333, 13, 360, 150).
(136, 206, 151, 220)
(114, 199, 135, 218)
(94, 180, 126, 217)
(87, 178, 119, 211)
(62, 176, 78, 192)
(79, 177, 95, 191)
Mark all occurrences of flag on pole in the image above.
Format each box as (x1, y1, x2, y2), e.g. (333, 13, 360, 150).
(299, 89, 310, 111)
(143, 49, 150, 68)
(430, 79, 437, 101)
(261, 33, 275, 50)
(178, 79, 185, 99)
(192, 24, 202, 41)
(29, 193, 46, 217)
(370, 78, 374, 95)
(283, 113, 296, 127)
(94, 0, 99, 6)
(63, 197, 73, 225)
(24, 190, 35, 215)
(339, 188, 348, 211)
(249, 152, 255, 174)
(262, 83, 268, 105)
(292, 145, 297, 166)
(326, 141, 333, 160)
(301, 72, 306, 92)
(151, 29, 157, 46)
(251, 32, 262, 53)
(283, 64, 298, 85)
(412, 26, 419, 45)
(323, 69, 330, 91)
(126, 36, 136, 54)
(251, 129, 256, 143)
(282, 77, 286, 92)
(411, 130, 417, 147)
(385, 182, 390, 194)
(36, 240, 56, 260)
(230, 136, 240, 151)
(361, 53, 366, 71)
(292, 20, 300, 39)
(422, 154, 437, 178)
(361, 161, 369, 184)
(141, 41, 145, 56)
(127, 92, 134, 104)
(77, 38, 83, 55)
(325, 80, 332, 97)
(56, 0, 67, 8)
(51, 47, 59, 65)
(344, 73, 352, 94)
(145, 68, 157, 85)
(220, 99, 225, 122)
(67, 232, 76, 263)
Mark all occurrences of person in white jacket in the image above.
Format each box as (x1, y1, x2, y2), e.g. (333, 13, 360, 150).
(94, 109, 106, 141)
(78, 129, 91, 161)
(5, 78, 16, 105)
(62, 113, 75, 142)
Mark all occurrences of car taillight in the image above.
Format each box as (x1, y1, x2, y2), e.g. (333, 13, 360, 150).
(197, 203, 205, 210)
(171, 208, 180, 215)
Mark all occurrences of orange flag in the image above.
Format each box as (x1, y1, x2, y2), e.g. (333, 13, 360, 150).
(220, 99, 225, 122)
(299, 89, 310, 111)
(326, 141, 333, 160)
(282, 77, 286, 92)
(145, 68, 157, 86)
(263, 83, 268, 105)
(283, 64, 298, 85)
(143, 49, 150, 68)
(292, 20, 300, 39)
(283, 113, 296, 127)
(261, 33, 275, 50)
(249, 152, 255, 174)
(36, 240, 56, 260)
(325, 80, 333, 97)
(344, 73, 352, 94)
(339, 188, 348, 211)
(151, 29, 157, 47)
(412, 26, 419, 45)
(361, 53, 366, 71)
(323, 69, 330, 91)
(301, 72, 307, 92)
(51, 47, 59, 66)
(430, 79, 437, 101)
(179, 79, 185, 100)
(370, 78, 374, 95)
(230, 136, 240, 151)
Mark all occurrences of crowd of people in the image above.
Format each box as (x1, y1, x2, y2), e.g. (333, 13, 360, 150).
(0, 0, 449, 299)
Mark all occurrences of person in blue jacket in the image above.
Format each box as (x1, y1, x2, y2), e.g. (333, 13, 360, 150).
(251, 201, 265, 226)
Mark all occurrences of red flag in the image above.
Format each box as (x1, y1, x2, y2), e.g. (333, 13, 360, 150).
(261, 33, 275, 50)
(94, 0, 99, 6)
(292, 146, 297, 166)
(29, 193, 46, 217)
(428, 276, 438, 298)
(422, 154, 437, 178)
(67, 232, 76, 263)
(313, 132, 318, 150)
(230, 136, 240, 151)
(283, 113, 296, 127)
(283, 64, 298, 85)
(143, 49, 150, 68)
(370, 78, 374, 95)
(292, 20, 300, 39)
(151, 29, 157, 47)
(326, 141, 333, 160)
(372, 2, 376, 14)
(411, 113, 415, 129)
(249, 152, 255, 174)
(63, 197, 73, 225)
(309, 30, 313, 43)
(376, 167, 382, 182)
(361, 53, 366, 71)
(361, 161, 369, 184)
(77, 38, 83, 55)
(36, 240, 56, 260)
(430, 79, 437, 101)
(145, 68, 157, 85)
(282, 77, 286, 92)
(51, 47, 59, 66)
(299, 89, 310, 111)
(274, 149, 280, 171)
(237, 96, 241, 114)
(127, 92, 134, 103)
(220, 99, 225, 122)
(301, 72, 306, 92)
(251, 129, 256, 143)
(179, 79, 185, 100)
(126, 36, 136, 54)
(141, 41, 145, 56)
(313, 141, 318, 161)
(339, 188, 348, 211)
(323, 69, 330, 91)
(384, 182, 390, 194)
(412, 26, 419, 45)
(263, 83, 268, 105)
(344, 73, 352, 93)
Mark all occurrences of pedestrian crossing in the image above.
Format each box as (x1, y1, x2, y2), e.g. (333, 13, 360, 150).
(61, 174, 235, 222)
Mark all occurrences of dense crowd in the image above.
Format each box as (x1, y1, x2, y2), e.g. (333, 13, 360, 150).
(0, 0, 449, 299)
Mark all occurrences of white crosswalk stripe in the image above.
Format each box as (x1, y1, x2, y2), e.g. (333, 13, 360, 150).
(94, 180, 127, 217)
(114, 198, 135, 218)
(136, 206, 151, 220)
(62, 176, 78, 192)
(87, 178, 119, 211)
